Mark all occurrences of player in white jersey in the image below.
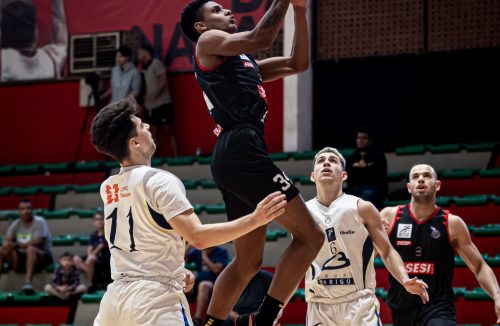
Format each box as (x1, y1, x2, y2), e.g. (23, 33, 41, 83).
(305, 147, 430, 326)
(89, 100, 287, 326)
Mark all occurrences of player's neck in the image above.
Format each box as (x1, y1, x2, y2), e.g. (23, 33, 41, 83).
(120, 153, 151, 168)
(316, 186, 343, 207)
(409, 199, 437, 221)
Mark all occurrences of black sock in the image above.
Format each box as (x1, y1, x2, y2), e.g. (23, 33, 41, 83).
(203, 315, 225, 326)
(255, 295, 284, 325)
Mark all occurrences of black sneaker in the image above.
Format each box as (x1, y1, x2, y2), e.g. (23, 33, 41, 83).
(21, 283, 35, 295)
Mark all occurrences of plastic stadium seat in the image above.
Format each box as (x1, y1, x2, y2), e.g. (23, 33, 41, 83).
(339, 148, 356, 158)
(464, 288, 490, 301)
(375, 287, 388, 300)
(192, 204, 205, 214)
(291, 151, 316, 160)
(453, 287, 466, 296)
(41, 209, 71, 219)
(0, 165, 13, 175)
(266, 230, 278, 241)
(454, 195, 490, 206)
(395, 145, 426, 155)
(52, 235, 77, 246)
(472, 224, 500, 237)
(428, 144, 461, 154)
(487, 255, 500, 267)
(81, 290, 105, 303)
(480, 168, 500, 178)
(291, 288, 305, 301)
(73, 183, 100, 193)
(182, 179, 198, 190)
(166, 156, 195, 166)
(42, 163, 70, 173)
(196, 156, 212, 165)
(387, 171, 405, 182)
(185, 262, 197, 271)
(78, 235, 90, 246)
(205, 204, 225, 214)
(298, 176, 314, 186)
(40, 185, 71, 195)
(11, 291, 48, 303)
(103, 161, 120, 169)
(464, 142, 498, 152)
(442, 169, 476, 179)
(73, 209, 98, 218)
(151, 157, 165, 167)
(435, 196, 452, 207)
(268, 152, 290, 161)
(15, 164, 41, 174)
(0, 188, 11, 196)
(12, 186, 40, 195)
(74, 161, 103, 172)
(199, 179, 218, 189)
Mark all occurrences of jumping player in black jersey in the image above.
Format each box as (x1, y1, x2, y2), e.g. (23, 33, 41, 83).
(180, 0, 325, 325)
(381, 164, 500, 325)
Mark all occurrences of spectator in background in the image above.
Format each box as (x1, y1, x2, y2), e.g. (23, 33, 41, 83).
(138, 44, 178, 157)
(73, 211, 111, 292)
(45, 251, 86, 300)
(186, 244, 229, 326)
(345, 127, 388, 209)
(100, 46, 141, 104)
(0, 198, 53, 294)
(0, 0, 67, 82)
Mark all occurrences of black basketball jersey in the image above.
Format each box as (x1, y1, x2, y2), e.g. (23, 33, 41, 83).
(387, 204, 455, 310)
(193, 53, 268, 131)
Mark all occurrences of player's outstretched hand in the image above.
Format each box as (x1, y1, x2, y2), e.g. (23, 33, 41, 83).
(403, 277, 429, 304)
(253, 192, 287, 226)
(291, 0, 307, 8)
(183, 269, 195, 293)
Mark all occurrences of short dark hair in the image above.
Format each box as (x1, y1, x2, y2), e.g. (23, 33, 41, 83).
(356, 127, 375, 140)
(19, 198, 32, 205)
(90, 100, 139, 162)
(140, 44, 154, 56)
(180, 0, 210, 42)
(117, 45, 132, 58)
(59, 251, 73, 259)
(1, 1, 37, 49)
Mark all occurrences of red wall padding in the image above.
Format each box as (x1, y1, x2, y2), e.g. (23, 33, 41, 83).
(0, 306, 70, 324)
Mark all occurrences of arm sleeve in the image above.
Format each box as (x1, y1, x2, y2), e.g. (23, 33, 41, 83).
(6, 221, 18, 238)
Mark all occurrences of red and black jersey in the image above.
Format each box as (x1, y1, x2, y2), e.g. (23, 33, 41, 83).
(387, 204, 455, 311)
(193, 53, 268, 131)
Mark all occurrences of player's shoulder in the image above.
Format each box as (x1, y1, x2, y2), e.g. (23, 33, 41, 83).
(380, 205, 399, 219)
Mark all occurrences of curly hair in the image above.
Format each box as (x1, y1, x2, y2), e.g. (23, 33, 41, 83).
(90, 100, 139, 162)
(180, 0, 210, 43)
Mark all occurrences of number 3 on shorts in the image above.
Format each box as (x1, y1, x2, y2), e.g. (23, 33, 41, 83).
(273, 173, 291, 191)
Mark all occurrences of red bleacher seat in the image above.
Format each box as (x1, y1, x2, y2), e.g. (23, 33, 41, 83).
(439, 177, 500, 196)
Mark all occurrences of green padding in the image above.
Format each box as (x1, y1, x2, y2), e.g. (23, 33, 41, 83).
(382, 199, 408, 207)
(0, 188, 11, 196)
(200, 180, 218, 189)
(395, 145, 426, 156)
(464, 287, 491, 301)
(291, 288, 305, 301)
(266, 230, 278, 241)
(151, 158, 164, 167)
(196, 156, 212, 165)
(166, 156, 195, 166)
(291, 151, 316, 160)
(78, 235, 90, 246)
(182, 180, 198, 190)
(298, 176, 314, 185)
(81, 290, 105, 303)
(52, 235, 77, 246)
(205, 204, 226, 214)
(15, 164, 41, 173)
(442, 169, 475, 179)
(275, 229, 288, 237)
(435, 196, 451, 207)
(13, 186, 40, 195)
(487, 255, 500, 267)
(454, 256, 466, 267)
(43, 163, 70, 173)
(0, 292, 12, 302)
(41, 185, 71, 195)
(374, 257, 384, 268)
(11, 291, 48, 302)
(472, 224, 500, 236)
(185, 262, 197, 271)
(387, 172, 404, 182)
(479, 168, 500, 178)
(74, 161, 102, 171)
(269, 152, 290, 161)
(193, 204, 205, 214)
(42, 209, 71, 219)
(103, 161, 120, 169)
(339, 148, 356, 158)
(465, 142, 497, 152)
(375, 288, 388, 300)
(494, 195, 500, 205)
(0, 210, 18, 219)
(73, 209, 98, 218)
(453, 287, 466, 296)
(454, 195, 489, 206)
(0, 165, 13, 174)
(428, 144, 461, 154)
(73, 183, 100, 193)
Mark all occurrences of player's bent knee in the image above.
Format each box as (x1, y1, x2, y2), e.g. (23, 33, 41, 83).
(231, 256, 262, 274)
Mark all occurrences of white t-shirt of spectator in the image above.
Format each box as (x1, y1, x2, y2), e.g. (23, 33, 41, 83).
(99, 165, 192, 290)
(143, 58, 172, 110)
(6, 215, 53, 253)
(1, 44, 66, 82)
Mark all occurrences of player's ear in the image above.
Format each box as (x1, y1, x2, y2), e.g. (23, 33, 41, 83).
(194, 22, 208, 34)
(310, 171, 315, 183)
(129, 137, 140, 149)
(435, 179, 441, 192)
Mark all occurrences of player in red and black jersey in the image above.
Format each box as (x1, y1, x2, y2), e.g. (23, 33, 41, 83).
(381, 164, 500, 325)
(180, 1, 324, 325)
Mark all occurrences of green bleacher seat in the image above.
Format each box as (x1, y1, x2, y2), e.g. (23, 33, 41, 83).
(374, 257, 384, 268)
(479, 168, 500, 178)
(387, 171, 405, 182)
(166, 156, 195, 166)
(428, 144, 461, 154)
(81, 290, 105, 303)
(26, 324, 52, 326)
(453, 287, 466, 296)
(74, 161, 103, 171)
(182, 179, 198, 190)
(375, 287, 388, 300)
(269, 152, 290, 161)
(43, 162, 70, 173)
(464, 142, 498, 152)
(275, 229, 288, 237)
(298, 176, 314, 185)
(0, 165, 13, 175)
(464, 287, 491, 301)
(13, 186, 40, 195)
(339, 148, 356, 158)
(200, 179, 218, 189)
(73, 208, 98, 218)
(442, 169, 475, 179)
(73, 183, 100, 193)
(11, 291, 48, 303)
(42, 209, 71, 219)
(40, 185, 72, 195)
(0, 210, 18, 219)
(395, 145, 426, 155)
(205, 204, 226, 214)
(454, 195, 489, 206)
(45, 264, 55, 273)
(291, 151, 316, 160)
(15, 164, 41, 173)
(151, 157, 164, 167)
(435, 196, 452, 207)
(487, 255, 500, 267)
(196, 156, 212, 165)
(185, 262, 197, 271)
(472, 224, 500, 237)
(103, 161, 120, 169)
(455, 256, 466, 267)
(193, 204, 205, 214)
(494, 195, 500, 205)
(52, 235, 77, 246)
(78, 235, 90, 246)
(266, 230, 279, 241)
(291, 288, 305, 301)
(0, 292, 12, 303)
(382, 199, 408, 207)
(0, 187, 12, 196)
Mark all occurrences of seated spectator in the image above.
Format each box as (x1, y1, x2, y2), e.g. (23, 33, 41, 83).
(74, 211, 111, 291)
(223, 269, 274, 326)
(0, 198, 53, 294)
(345, 127, 388, 209)
(44, 251, 86, 300)
(186, 244, 229, 326)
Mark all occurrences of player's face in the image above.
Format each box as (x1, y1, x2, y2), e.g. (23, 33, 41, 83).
(407, 164, 441, 199)
(199, 2, 237, 34)
(311, 152, 346, 185)
(131, 116, 156, 157)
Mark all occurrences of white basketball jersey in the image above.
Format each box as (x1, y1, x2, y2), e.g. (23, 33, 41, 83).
(305, 194, 376, 304)
(100, 165, 193, 290)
